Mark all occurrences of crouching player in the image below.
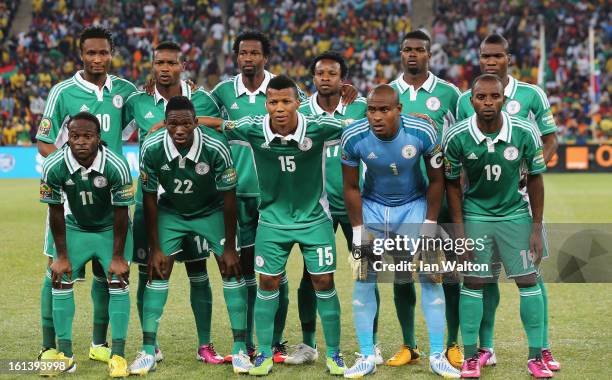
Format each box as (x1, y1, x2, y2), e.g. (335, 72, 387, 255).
(40, 112, 134, 377)
(341, 85, 459, 378)
(128, 96, 251, 375)
(444, 74, 552, 378)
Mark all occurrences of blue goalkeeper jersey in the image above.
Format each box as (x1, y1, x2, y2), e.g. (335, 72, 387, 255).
(340, 114, 440, 207)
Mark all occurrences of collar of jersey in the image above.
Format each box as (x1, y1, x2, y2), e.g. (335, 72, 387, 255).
(154, 80, 192, 107)
(64, 145, 106, 175)
(309, 93, 345, 116)
(163, 127, 202, 163)
(73, 71, 112, 95)
(262, 112, 306, 144)
(394, 71, 437, 94)
(234, 70, 273, 98)
(468, 111, 512, 144)
(504, 75, 518, 98)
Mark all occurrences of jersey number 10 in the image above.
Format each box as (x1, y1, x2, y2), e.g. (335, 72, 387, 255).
(96, 114, 111, 132)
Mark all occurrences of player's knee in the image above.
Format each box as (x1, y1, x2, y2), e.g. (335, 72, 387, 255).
(514, 273, 537, 288)
(52, 282, 73, 290)
(302, 262, 311, 280)
(240, 246, 255, 275)
(463, 276, 485, 290)
(185, 259, 207, 276)
(258, 274, 281, 290)
(310, 273, 334, 291)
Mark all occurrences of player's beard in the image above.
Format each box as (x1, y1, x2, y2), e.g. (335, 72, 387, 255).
(406, 66, 421, 75)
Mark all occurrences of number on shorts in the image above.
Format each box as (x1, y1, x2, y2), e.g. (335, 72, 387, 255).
(484, 164, 501, 181)
(193, 235, 208, 253)
(520, 249, 534, 269)
(173, 179, 193, 194)
(317, 246, 334, 266)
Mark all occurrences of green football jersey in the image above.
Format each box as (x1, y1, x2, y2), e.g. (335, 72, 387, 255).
(140, 126, 237, 218)
(443, 112, 546, 221)
(455, 75, 557, 136)
(123, 81, 221, 146)
(390, 72, 461, 135)
(222, 112, 343, 229)
(36, 71, 137, 153)
(299, 94, 367, 216)
(212, 70, 307, 197)
(40, 144, 134, 231)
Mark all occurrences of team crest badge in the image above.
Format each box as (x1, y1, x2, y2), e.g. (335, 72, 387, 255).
(298, 137, 313, 151)
(255, 256, 265, 267)
(38, 118, 52, 137)
(224, 121, 236, 130)
(195, 162, 210, 175)
(506, 100, 521, 115)
(94, 176, 108, 188)
(426, 96, 441, 111)
(140, 170, 148, 186)
(40, 181, 52, 200)
(503, 146, 519, 161)
(401, 144, 417, 159)
(112, 95, 124, 109)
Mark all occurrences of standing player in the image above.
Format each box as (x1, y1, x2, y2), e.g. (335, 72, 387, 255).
(36, 26, 137, 363)
(40, 112, 134, 377)
(444, 74, 553, 378)
(128, 96, 251, 375)
(389, 30, 463, 368)
(455, 34, 559, 370)
(286, 51, 379, 365)
(123, 41, 224, 364)
(219, 75, 347, 376)
(341, 85, 459, 378)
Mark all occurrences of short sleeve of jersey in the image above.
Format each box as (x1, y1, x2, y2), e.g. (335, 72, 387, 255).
(531, 87, 557, 136)
(39, 169, 63, 204)
(36, 85, 66, 143)
(455, 93, 471, 122)
(222, 116, 251, 142)
(319, 115, 344, 141)
(206, 132, 237, 191)
(140, 145, 160, 193)
(107, 153, 134, 206)
(443, 133, 463, 179)
(340, 126, 360, 167)
(523, 129, 547, 175)
(193, 89, 222, 118)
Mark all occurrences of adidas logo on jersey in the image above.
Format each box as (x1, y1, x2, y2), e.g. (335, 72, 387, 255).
(367, 152, 378, 160)
(467, 152, 478, 160)
(230, 102, 239, 110)
(144, 111, 154, 119)
(65, 179, 75, 185)
(161, 164, 171, 171)
(80, 104, 90, 112)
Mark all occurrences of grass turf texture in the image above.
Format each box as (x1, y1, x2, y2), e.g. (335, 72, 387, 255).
(0, 174, 610, 379)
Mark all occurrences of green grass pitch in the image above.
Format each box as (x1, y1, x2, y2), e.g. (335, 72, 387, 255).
(0, 174, 610, 379)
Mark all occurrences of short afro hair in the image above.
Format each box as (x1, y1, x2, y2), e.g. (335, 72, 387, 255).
(309, 51, 348, 79)
(165, 96, 195, 118)
(233, 31, 271, 57)
(79, 26, 114, 52)
(401, 30, 431, 51)
(266, 75, 298, 98)
(480, 33, 509, 54)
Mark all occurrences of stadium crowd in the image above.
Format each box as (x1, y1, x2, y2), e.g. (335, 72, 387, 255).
(0, 0, 609, 145)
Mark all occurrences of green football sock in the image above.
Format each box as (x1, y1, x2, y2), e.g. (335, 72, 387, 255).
(41, 273, 56, 349)
(108, 286, 130, 357)
(91, 276, 110, 345)
(459, 286, 483, 358)
(538, 276, 550, 348)
(393, 282, 416, 348)
(315, 288, 341, 357)
(136, 266, 147, 329)
(188, 271, 212, 345)
(298, 276, 317, 348)
(255, 288, 279, 356)
(52, 287, 75, 357)
(373, 285, 380, 345)
(244, 274, 257, 347)
(443, 282, 461, 345)
(273, 273, 289, 346)
(479, 282, 500, 349)
(223, 278, 248, 354)
(519, 286, 544, 359)
(142, 280, 169, 355)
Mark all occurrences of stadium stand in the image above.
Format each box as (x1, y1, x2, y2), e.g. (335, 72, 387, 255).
(0, 0, 608, 144)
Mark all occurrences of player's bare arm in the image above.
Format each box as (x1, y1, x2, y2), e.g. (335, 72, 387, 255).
(527, 173, 545, 264)
(221, 189, 241, 281)
(37, 141, 58, 158)
(108, 206, 130, 287)
(541, 133, 558, 163)
(48, 203, 71, 287)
